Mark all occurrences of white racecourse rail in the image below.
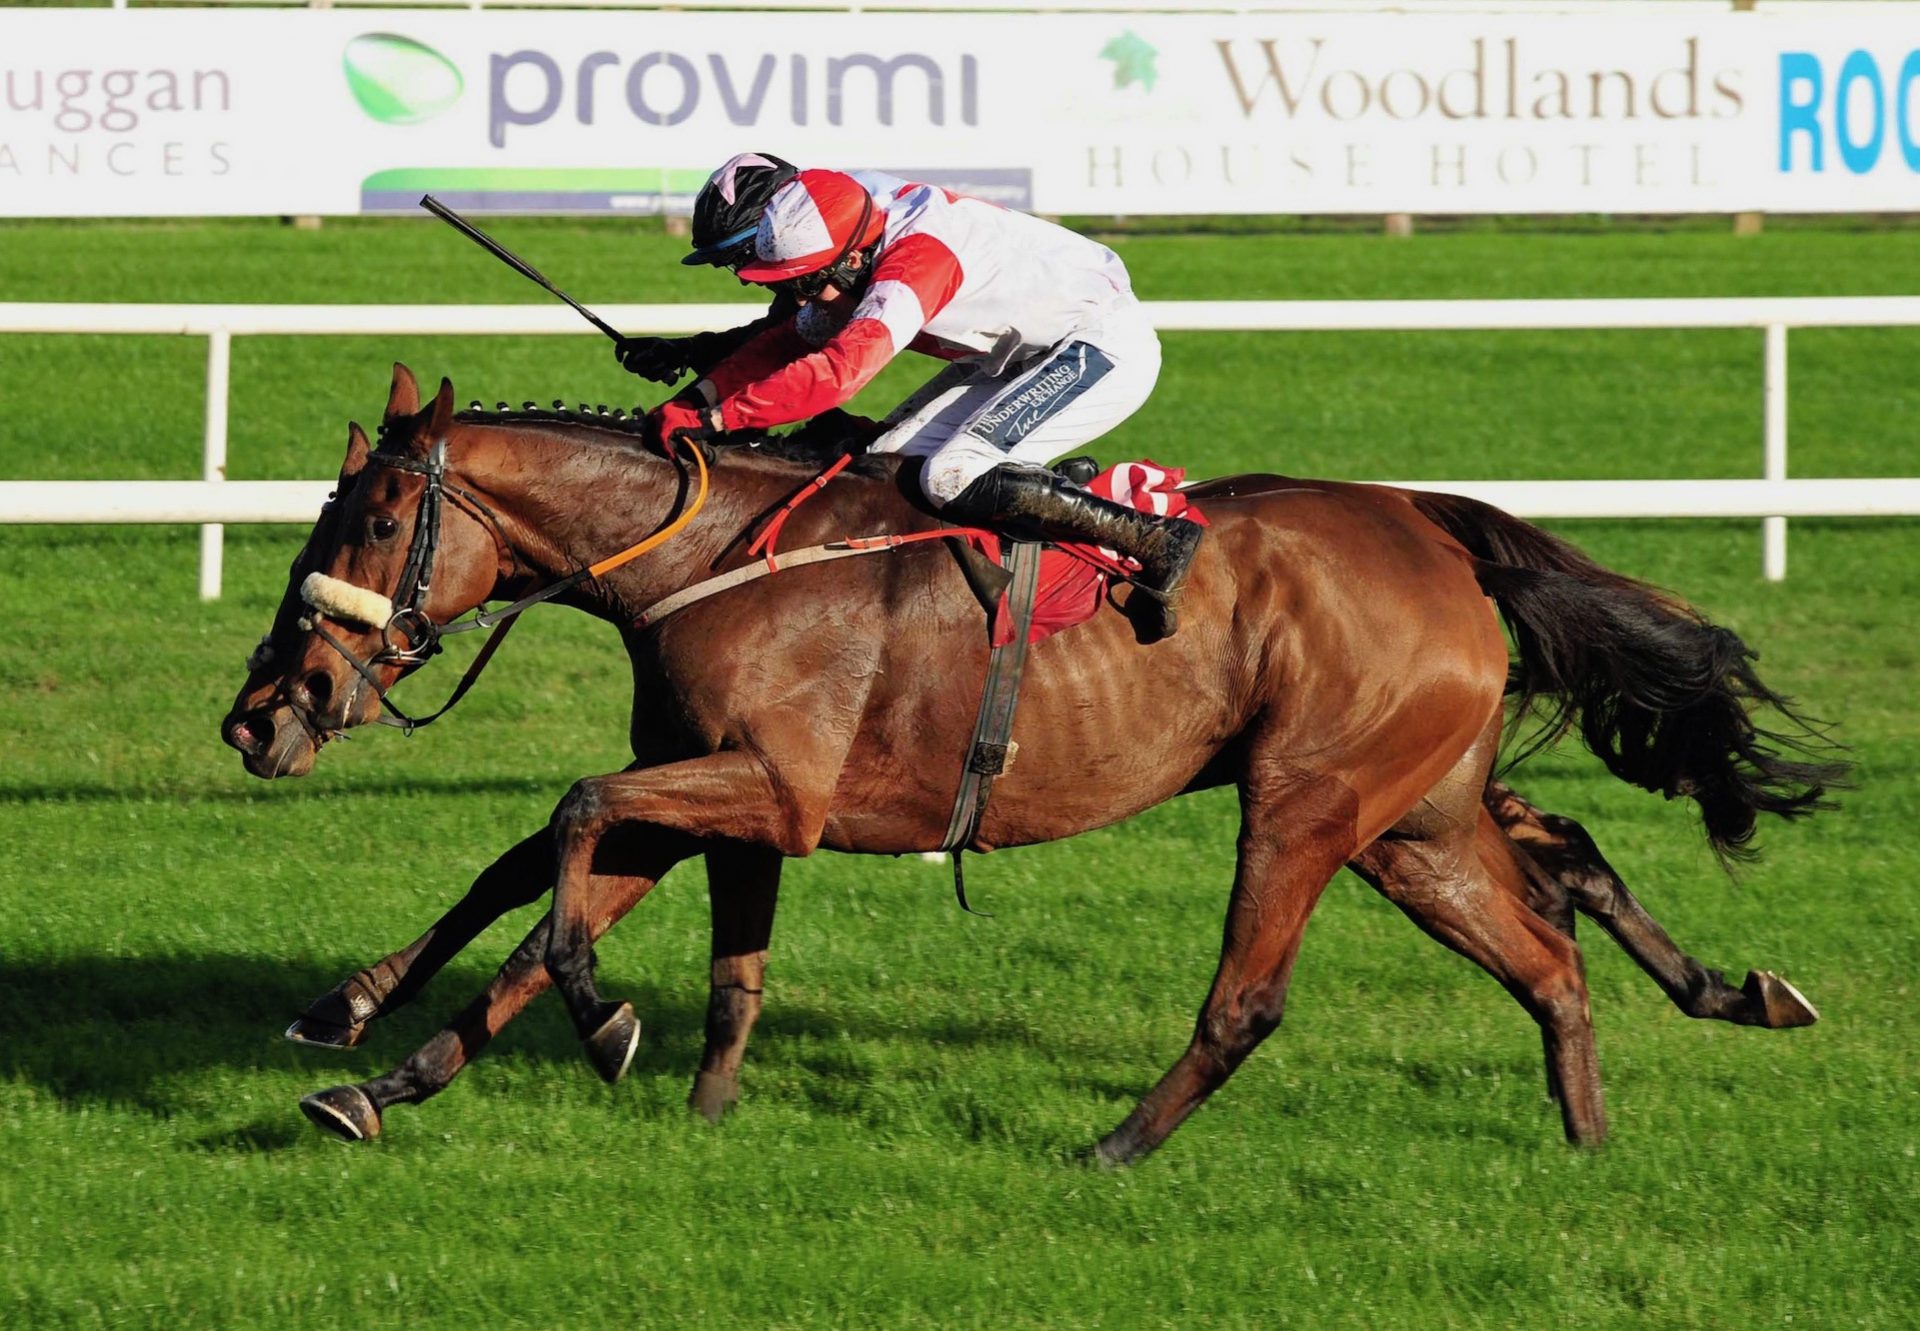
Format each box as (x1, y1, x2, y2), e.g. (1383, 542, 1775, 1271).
(4, 296, 1919, 598)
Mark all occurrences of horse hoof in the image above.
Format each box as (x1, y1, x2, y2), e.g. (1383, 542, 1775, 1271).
(284, 1016, 367, 1049)
(300, 1084, 381, 1142)
(689, 1071, 740, 1124)
(584, 1001, 640, 1085)
(1744, 970, 1819, 1028)
(307, 981, 381, 1029)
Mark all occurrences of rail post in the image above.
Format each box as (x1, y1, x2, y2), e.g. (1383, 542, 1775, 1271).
(1763, 322, 1788, 581)
(199, 329, 231, 600)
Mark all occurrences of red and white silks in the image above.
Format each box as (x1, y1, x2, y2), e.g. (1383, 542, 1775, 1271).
(695, 176, 1138, 443)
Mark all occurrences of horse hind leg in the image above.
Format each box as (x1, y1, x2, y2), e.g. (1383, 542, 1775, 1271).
(1094, 767, 1355, 1167)
(1355, 801, 1609, 1146)
(1481, 797, 1584, 1104)
(1485, 782, 1818, 1029)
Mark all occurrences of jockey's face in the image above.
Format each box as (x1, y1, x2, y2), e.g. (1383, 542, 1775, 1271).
(769, 250, 866, 305)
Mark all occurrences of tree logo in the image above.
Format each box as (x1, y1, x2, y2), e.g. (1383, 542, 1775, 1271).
(1100, 31, 1159, 93)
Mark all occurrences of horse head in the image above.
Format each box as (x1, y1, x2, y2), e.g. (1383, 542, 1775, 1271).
(221, 364, 511, 777)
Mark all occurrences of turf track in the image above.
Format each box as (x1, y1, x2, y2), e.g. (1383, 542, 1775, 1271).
(1, 218, 1916, 1329)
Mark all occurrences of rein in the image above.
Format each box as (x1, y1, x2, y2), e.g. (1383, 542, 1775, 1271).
(635, 528, 983, 630)
(639, 452, 994, 626)
(302, 433, 710, 734)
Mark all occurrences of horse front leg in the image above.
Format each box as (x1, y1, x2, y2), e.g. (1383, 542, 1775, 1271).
(692, 843, 783, 1122)
(1485, 782, 1818, 1028)
(299, 823, 692, 1142)
(546, 753, 810, 1085)
(287, 828, 554, 1049)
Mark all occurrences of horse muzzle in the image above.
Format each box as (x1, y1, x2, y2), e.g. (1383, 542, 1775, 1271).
(222, 705, 319, 780)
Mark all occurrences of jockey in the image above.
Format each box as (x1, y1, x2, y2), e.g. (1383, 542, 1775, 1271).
(614, 152, 909, 392)
(644, 168, 1204, 642)
(610, 152, 802, 385)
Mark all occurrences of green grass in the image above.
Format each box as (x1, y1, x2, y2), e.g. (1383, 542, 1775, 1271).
(1, 218, 1917, 1330)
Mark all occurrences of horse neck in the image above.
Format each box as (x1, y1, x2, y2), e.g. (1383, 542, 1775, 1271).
(450, 422, 797, 621)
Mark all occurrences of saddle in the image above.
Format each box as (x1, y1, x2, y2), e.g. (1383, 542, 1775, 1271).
(946, 455, 1100, 613)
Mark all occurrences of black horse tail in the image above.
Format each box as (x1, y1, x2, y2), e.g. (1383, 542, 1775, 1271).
(1408, 490, 1847, 861)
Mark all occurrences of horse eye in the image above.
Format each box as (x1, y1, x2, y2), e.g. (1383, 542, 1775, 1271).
(369, 515, 399, 541)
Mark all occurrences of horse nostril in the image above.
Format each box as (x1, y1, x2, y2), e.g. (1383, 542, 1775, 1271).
(303, 671, 335, 710)
(225, 712, 274, 757)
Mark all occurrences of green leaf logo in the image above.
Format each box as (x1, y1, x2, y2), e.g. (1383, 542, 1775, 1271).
(344, 34, 463, 125)
(1100, 30, 1159, 94)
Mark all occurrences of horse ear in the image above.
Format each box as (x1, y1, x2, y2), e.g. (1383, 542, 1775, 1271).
(342, 421, 371, 481)
(385, 363, 420, 423)
(427, 376, 455, 444)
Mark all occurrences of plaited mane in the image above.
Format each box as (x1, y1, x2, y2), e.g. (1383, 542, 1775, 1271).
(448, 402, 893, 473)
(454, 401, 652, 436)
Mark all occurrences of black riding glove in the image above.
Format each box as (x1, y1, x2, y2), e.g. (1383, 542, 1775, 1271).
(614, 335, 693, 386)
(786, 408, 887, 457)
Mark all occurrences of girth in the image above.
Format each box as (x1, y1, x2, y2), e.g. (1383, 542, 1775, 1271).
(940, 538, 1043, 913)
(636, 527, 1046, 916)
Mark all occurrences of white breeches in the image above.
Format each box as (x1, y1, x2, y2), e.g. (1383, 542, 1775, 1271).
(867, 295, 1163, 507)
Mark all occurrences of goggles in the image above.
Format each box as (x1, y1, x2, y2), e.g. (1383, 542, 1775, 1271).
(771, 265, 845, 302)
(767, 191, 877, 302)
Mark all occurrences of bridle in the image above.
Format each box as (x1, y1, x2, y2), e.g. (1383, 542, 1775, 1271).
(296, 431, 709, 735)
(299, 438, 520, 734)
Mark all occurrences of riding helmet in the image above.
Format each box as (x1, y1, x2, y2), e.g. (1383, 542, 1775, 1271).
(734, 170, 885, 285)
(684, 152, 800, 268)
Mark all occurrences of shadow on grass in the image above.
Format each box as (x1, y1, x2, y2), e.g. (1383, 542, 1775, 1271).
(0, 951, 1628, 1159)
(185, 1119, 310, 1153)
(0, 950, 1073, 1138)
(0, 774, 568, 807)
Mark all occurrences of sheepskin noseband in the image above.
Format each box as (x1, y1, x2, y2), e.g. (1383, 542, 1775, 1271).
(300, 572, 395, 629)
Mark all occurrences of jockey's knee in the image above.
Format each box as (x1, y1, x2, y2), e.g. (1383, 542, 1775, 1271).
(920, 436, 1002, 509)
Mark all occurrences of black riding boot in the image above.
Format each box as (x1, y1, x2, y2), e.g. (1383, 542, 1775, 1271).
(945, 465, 1204, 643)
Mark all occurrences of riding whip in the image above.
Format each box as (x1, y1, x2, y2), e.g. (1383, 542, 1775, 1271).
(419, 194, 624, 344)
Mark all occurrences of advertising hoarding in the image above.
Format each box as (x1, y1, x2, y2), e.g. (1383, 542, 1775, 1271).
(2, 8, 1918, 216)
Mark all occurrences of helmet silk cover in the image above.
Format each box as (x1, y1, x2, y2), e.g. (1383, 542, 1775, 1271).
(736, 170, 884, 283)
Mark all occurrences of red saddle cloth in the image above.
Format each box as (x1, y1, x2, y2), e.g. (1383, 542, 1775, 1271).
(979, 460, 1209, 647)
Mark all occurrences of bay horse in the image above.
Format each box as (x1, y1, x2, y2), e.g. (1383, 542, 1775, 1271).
(221, 365, 1839, 1162)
